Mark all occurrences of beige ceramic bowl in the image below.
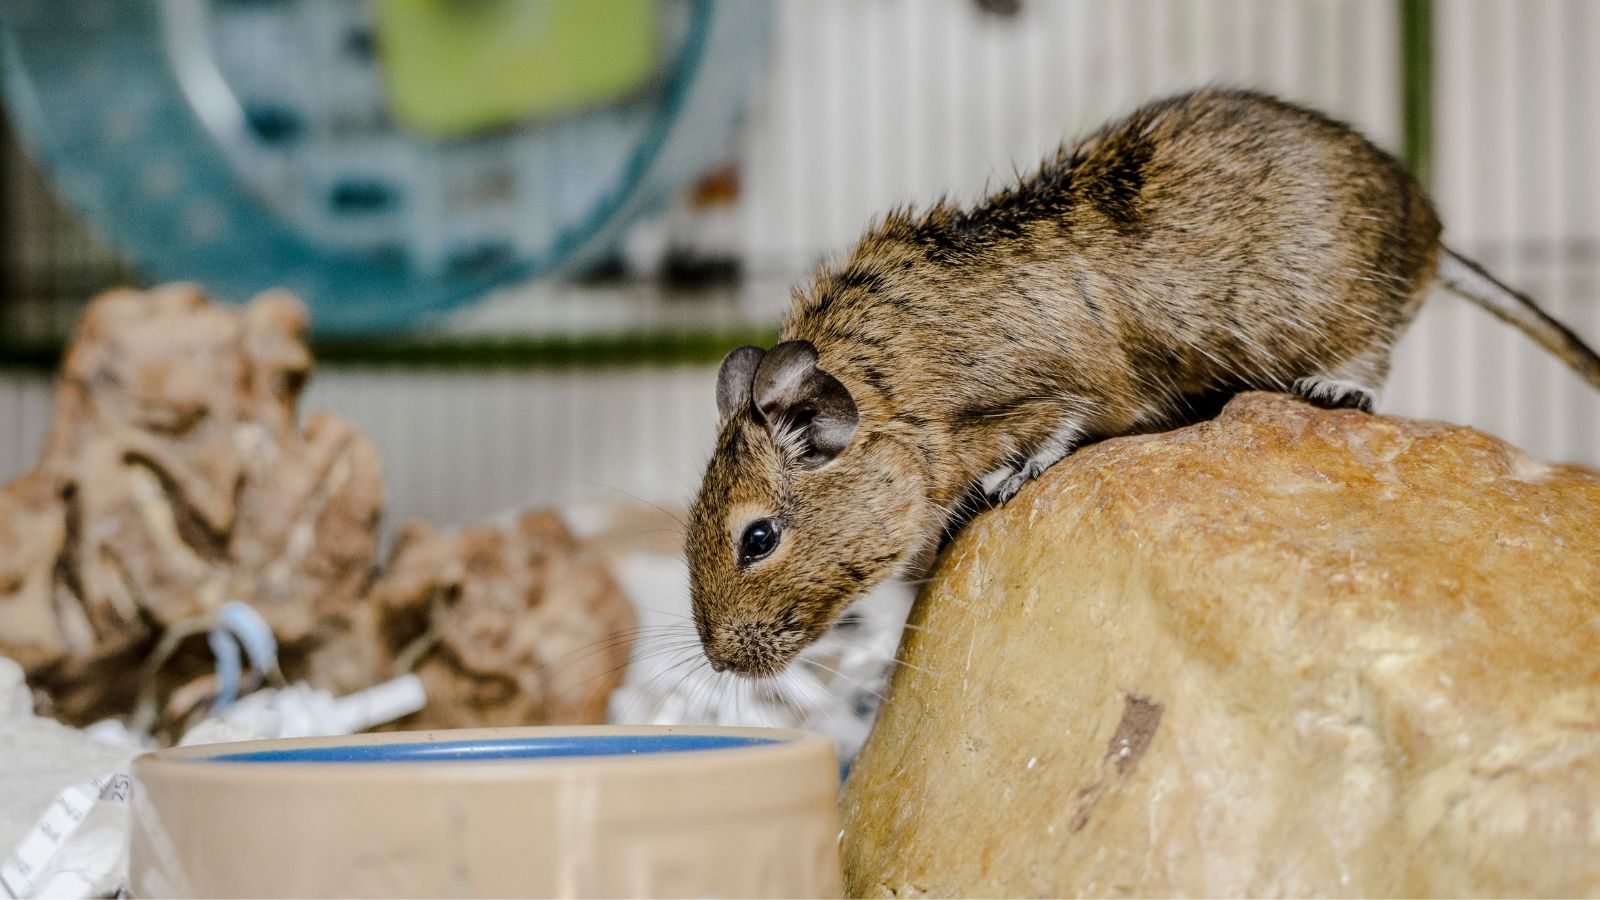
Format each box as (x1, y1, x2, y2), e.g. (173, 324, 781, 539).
(129, 725, 842, 898)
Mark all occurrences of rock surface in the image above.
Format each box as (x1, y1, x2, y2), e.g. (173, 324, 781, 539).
(841, 392, 1600, 897)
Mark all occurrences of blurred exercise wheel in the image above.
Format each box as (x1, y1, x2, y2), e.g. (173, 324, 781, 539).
(0, 0, 773, 334)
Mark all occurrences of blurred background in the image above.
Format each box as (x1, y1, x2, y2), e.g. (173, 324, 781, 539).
(3, 0, 1598, 526)
(1, 0, 1598, 761)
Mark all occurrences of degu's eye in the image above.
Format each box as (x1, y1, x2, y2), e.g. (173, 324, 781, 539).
(738, 518, 782, 565)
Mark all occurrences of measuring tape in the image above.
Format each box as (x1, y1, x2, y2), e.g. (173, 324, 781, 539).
(0, 774, 131, 900)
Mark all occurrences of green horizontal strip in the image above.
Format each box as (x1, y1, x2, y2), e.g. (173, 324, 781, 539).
(0, 327, 780, 372)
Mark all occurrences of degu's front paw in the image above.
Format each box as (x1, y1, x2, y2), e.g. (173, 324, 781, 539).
(1290, 376, 1376, 412)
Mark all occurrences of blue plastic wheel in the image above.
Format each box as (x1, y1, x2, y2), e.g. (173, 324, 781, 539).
(0, 0, 771, 334)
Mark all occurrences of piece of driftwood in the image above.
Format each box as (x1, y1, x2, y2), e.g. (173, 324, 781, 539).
(348, 511, 636, 729)
(0, 285, 633, 734)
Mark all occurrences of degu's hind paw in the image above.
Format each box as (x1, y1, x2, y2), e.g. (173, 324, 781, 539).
(1290, 375, 1376, 412)
(992, 472, 1029, 504)
(989, 458, 1053, 503)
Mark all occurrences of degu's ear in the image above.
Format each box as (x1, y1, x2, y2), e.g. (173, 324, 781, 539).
(751, 340, 859, 468)
(716, 345, 767, 420)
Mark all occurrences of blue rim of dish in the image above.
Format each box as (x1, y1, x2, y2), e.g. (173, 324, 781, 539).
(204, 734, 780, 763)
(0, 0, 771, 336)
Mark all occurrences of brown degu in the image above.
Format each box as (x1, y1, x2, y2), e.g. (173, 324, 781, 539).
(687, 88, 1600, 677)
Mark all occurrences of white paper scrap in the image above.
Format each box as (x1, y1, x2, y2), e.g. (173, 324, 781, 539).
(0, 775, 130, 900)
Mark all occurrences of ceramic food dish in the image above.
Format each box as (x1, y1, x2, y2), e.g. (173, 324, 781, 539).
(129, 724, 841, 898)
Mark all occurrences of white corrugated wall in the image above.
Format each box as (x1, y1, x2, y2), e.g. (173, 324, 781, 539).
(2, 0, 1596, 536)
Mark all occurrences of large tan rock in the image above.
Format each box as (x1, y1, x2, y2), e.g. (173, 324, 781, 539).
(842, 393, 1600, 897)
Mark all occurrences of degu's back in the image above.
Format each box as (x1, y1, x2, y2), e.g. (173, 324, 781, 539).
(784, 89, 1443, 430)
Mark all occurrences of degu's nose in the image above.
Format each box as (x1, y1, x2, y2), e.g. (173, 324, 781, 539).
(700, 633, 736, 672)
(702, 626, 767, 676)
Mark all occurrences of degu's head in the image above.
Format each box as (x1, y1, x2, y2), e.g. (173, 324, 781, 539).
(687, 340, 928, 677)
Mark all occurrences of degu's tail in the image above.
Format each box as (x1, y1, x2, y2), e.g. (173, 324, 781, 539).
(1437, 246, 1600, 391)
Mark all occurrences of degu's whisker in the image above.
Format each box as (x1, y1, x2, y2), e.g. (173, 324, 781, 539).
(571, 640, 703, 687)
(543, 624, 691, 667)
(615, 649, 705, 723)
(797, 655, 887, 705)
(844, 648, 939, 679)
(628, 602, 697, 622)
(554, 641, 703, 705)
(892, 620, 945, 638)
(579, 481, 687, 528)
(774, 667, 831, 713)
(544, 637, 686, 683)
